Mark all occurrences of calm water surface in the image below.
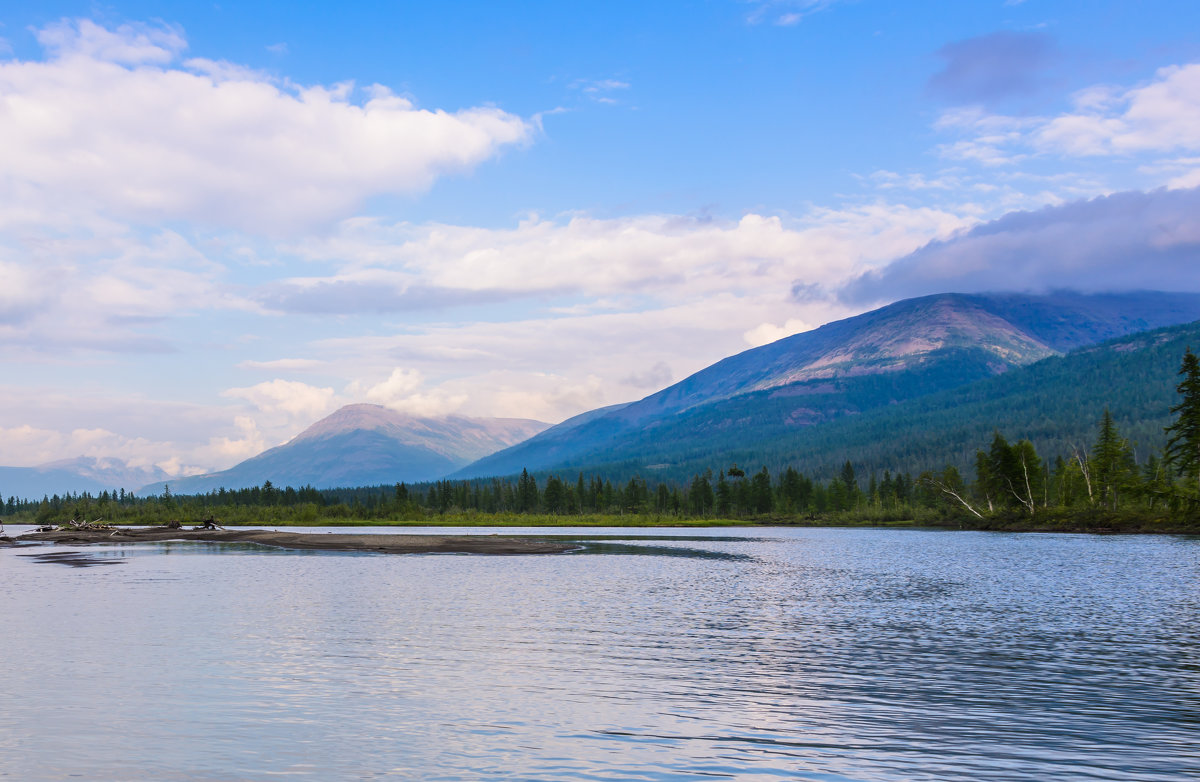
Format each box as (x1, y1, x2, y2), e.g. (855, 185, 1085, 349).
(0, 526, 1196, 781)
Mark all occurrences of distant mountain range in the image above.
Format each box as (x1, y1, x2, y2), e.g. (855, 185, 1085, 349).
(453, 290, 1200, 481)
(142, 405, 549, 494)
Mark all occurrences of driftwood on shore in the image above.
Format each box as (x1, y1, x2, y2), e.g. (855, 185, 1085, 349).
(15, 527, 574, 555)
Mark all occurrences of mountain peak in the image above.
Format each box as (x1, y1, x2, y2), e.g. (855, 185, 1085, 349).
(753, 293, 1056, 391)
(294, 403, 422, 441)
(148, 405, 550, 493)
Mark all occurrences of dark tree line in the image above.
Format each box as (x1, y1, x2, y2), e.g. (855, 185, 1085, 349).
(922, 348, 1200, 517)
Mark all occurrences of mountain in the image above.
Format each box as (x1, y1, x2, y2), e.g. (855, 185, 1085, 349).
(0, 457, 171, 501)
(556, 317, 1200, 483)
(454, 291, 1200, 480)
(150, 405, 549, 494)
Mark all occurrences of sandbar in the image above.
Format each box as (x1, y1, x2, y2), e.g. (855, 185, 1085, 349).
(16, 527, 574, 555)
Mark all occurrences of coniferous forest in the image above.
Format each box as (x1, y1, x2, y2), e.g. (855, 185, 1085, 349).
(6, 348, 1200, 534)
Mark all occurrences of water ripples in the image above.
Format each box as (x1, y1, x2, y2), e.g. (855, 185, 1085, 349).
(0, 528, 1196, 780)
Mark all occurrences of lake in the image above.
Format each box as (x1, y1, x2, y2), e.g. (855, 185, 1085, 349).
(0, 526, 1196, 780)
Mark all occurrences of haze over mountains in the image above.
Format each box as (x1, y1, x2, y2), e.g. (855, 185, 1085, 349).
(0, 457, 170, 501)
(142, 405, 549, 494)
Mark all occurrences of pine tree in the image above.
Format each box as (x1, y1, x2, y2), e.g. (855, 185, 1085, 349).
(751, 467, 773, 513)
(715, 471, 731, 515)
(516, 469, 539, 512)
(1092, 408, 1132, 510)
(1164, 348, 1200, 493)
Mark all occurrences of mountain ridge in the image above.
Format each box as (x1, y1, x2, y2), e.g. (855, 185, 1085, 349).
(454, 290, 1200, 480)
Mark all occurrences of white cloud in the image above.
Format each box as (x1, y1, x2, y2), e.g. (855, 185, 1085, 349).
(36, 18, 185, 65)
(743, 318, 813, 347)
(1037, 64, 1200, 156)
(278, 204, 969, 310)
(0, 18, 534, 234)
(222, 379, 337, 420)
(0, 225, 250, 354)
(247, 203, 974, 423)
(938, 62, 1200, 170)
(192, 416, 268, 469)
(344, 367, 468, 416)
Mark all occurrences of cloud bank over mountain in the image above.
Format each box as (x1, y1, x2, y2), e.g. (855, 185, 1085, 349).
(843, 186, 1200, 304)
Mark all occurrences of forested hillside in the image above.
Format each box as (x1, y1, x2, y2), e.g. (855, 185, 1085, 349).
(497, 319, 1200, 483)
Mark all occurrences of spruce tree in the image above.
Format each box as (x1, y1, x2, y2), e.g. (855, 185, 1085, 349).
(1164, 348, 1200, 492)
(1092, 408, 1133, 510)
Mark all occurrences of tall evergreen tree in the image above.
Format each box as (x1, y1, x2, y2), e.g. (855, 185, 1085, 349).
(1164, 347, 1200, 493)
(1091, 408, 1133, 510)
(750, 467, 773, 513)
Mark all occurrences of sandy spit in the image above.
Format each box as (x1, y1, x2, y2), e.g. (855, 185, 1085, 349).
(17, 528, 574, 555)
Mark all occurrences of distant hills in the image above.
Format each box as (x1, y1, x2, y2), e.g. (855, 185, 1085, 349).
(454, 291, 1200, 481)
(143, 405, 549, 494)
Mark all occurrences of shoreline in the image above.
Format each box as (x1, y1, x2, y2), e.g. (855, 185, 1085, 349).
(14, 527, 575, 555)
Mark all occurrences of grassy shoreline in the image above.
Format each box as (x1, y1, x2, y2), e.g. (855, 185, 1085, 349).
(8, 507, 1197, 534)
(81, 511, 1200, 534)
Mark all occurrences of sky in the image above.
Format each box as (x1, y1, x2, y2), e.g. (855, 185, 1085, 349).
(2, 0, 1200, 477)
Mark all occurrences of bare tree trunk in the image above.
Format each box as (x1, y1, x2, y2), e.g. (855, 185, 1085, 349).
(921, 478, 985, 519)
(1072, 446, 1094, 506)
(1006, 475, 1035, 517)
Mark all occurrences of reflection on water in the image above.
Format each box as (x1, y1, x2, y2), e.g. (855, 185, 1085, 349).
(0, 527, 1197, 781)
(18, 549, 126, 567)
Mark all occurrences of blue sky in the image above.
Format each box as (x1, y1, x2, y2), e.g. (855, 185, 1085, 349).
(2, 1, 1200, 476)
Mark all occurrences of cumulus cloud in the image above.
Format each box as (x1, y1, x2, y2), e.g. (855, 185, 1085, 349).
(342, 368, 468, 417)
(0, 18, 533, 233)
(928, 31, 1058, 106)
(938, 61, 1200, 167)
(36, 18, 186, 64)
(278, 205, 969, 311)
(842, 186, 1200, 303)
(222, 379, 338, 420)
(744, 318, 813, 347)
